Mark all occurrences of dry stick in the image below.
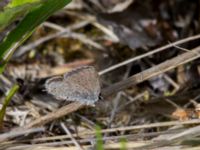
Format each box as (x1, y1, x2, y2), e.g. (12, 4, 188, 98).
(0, 127, 45, 142)
(24, 119, 200, 142)
(60, 122, 84, 150)
(99, 34, 200, 75)
(101, 45, 200, 97)
(25, 45, 200, 128)
(15, 21, 104, 58)
(25, 102, 83, 128)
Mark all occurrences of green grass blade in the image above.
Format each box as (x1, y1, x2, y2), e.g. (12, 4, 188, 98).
(0, 84, 19, 128)
(0, 0, 71, 73)
(120, 138, 127, 150)
(95, 125, 104, 150)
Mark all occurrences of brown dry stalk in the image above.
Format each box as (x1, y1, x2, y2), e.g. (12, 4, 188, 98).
(99, 34, 200, 75)
(102, 46, 200, 97)
(25, 102, 83, 128)
(25, 45, 200, 128)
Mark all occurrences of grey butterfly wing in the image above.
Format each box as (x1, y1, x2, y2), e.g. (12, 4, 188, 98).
(45, 76, 69, 100)
(63, 66, 101, 104)
(45, 66, 100, 105)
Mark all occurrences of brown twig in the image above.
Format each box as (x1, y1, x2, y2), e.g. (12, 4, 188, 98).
(99, 34, 200, 75)
(25, 102, 83, 128)
(101, 45, 200, 97)
(24, 45, 200, 128)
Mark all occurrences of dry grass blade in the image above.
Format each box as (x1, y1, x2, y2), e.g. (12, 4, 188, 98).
(60, 122, 83, 150)
(8, 119, 200, 144)
(15, 21, 105, 58)
(0, 127, 44, 142)
(102, 45, 200, 97)
(4, 119, 200, 149)
(99, 34, 200, 75)
(24, 102, 83, 128)
(136, 125, 200, 149)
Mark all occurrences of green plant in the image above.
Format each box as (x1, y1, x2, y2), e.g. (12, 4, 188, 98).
(95, 125, 104, 150)
(0, 0, 72, 73)
(0, 84, 19, 128)
(120, 137, 127, 150)
(95, 125, 127, 150)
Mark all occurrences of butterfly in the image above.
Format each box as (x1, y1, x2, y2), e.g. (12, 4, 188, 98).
(45, 66, 101, 105)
